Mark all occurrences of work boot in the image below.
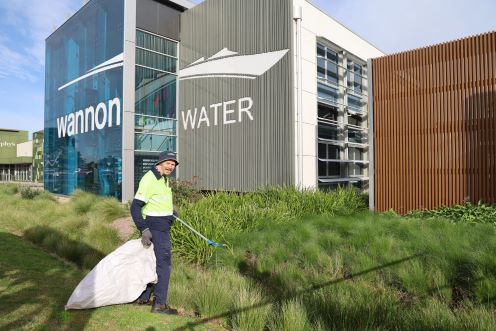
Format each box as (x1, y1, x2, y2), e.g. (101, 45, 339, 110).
(134, 298, 152, 305)
(151, 303, 178, 315)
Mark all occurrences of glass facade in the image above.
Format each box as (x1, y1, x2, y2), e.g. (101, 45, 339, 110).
(44, 0, 124, 199)
(316, 41, 369, 190)
(134, 29, 178, 190)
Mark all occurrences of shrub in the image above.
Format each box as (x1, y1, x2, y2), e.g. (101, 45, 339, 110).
(20, 187, 41, 199)
(406, 202, 496, 226)
(171, 177, 203, 205)
(70, 190, 99, 215)
(92, 197, 128, 222)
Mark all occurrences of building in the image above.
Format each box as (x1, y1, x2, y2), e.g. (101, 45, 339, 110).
(32, 130, 44, 183)
(44, 0, 383, 201)
(0, 129, 33, 182)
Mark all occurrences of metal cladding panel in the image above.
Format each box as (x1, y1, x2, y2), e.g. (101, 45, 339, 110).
(178, 0, 294, 191)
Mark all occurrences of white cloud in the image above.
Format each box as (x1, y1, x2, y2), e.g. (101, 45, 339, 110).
(311, 0, 496, 54)
(0, 0, 80, 81)
(0, 44, 37, 82)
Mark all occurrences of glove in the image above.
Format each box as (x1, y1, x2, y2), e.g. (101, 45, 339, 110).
(141, 229, 152, 248)
(173, 205, 179, 218)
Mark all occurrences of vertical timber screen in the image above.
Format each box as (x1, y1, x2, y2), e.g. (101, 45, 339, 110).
(372, 32, 496, 214)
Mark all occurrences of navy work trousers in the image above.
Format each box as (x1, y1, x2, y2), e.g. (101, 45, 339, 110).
(138, 228, 172, 305)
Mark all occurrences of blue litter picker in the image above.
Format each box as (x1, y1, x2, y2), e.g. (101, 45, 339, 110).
(173, 215, 226, 247)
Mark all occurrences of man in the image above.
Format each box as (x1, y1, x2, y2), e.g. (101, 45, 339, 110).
(130, 151, 179, 315)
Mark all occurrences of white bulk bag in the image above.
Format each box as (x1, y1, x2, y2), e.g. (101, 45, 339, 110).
(65, 239, 157, 310)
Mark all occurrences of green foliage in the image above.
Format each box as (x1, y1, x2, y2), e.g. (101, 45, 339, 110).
(19, 186, 41, 199)
(0, 232, 220, 331)
(406, 202, 496, 226)
(231, 289, 271, 331)
(92, 197, 129, 221)
(0, 187, 124, 269)
(70, 190, 99, 215)
(170, 177, 203, 205)
(172, 186, 366, 264)
(212, 213, 496, 330)
(0, 183, 19, 195)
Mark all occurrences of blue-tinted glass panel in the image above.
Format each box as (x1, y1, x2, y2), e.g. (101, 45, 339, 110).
(328, 162, 340, 176)
(326, 49, 338, 63)
(348, 129, 364, 143)
(317, 43, 325, 57)
(135, 134, 176, 152)
(318, 160, 326, 176)
(136, 48, 176, 73)
(135, 66, 176, 118)
(318, 143, 326, 158)
(135, 115, 176, 134)
(136, 30, 177, 57)
(318, 83, 338, 104)
(348, 94, 362, 112)
(327, 62, 338, 85)
(318, 123, 338, 140)
(317, 58, 325, 79)
(328, 145, 340, 159)
(318, 104, 338, 121)
(44, 0, 124, 199)
(348, 147, 363, 160)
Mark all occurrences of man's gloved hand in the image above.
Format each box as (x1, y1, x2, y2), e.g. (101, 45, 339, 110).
(141, 229, 152, 248)
(173, 205, 179, 218)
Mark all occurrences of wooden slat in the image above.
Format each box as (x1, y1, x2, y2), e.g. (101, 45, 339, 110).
(372, 32, 496, 213)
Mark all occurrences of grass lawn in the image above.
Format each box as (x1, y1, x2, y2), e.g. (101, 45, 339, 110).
(0, 232, 224, 331)
(1, 183, 496, 330)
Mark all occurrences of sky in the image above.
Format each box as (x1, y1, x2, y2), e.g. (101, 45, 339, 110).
(0, 0, 494, 136)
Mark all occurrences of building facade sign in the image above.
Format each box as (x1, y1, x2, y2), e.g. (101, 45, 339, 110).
(178, 0, 294, 191)
(44, 0, 124, 198)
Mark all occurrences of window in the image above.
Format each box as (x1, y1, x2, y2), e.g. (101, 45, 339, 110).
(327, 49, 338, 63)
(348, 129, 363, 143)
(317, 43, 339, 86)
(347, 60, 363, 93)
(318, 124, 338, 140)
(347, 94, 362, 112)
(348, 147, 363, 160)
(318, 143, 340, 160)
(316, 41, 369, 190)
(317, 58, 326, 79)
(348, 115, 361, 126)
(328, 145, 340, 159)
(318, 82, 338, 104)
(317, 43, 325, 57)
(318, 104, 338, 121)
(327, 62, 338, 85)
(135, 29, 178, 188)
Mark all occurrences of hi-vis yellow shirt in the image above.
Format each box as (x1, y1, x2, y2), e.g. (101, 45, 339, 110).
(134, 170, 173, 218)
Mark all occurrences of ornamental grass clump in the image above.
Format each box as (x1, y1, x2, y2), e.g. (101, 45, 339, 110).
(172, 186, 366, 264)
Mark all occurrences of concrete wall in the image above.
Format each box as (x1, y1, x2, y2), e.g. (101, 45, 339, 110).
(17, 141, 33, 158)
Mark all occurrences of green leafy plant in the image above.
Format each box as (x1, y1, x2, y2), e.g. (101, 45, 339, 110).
(19, 186, 41, 199)
(406, 202, 496, 226)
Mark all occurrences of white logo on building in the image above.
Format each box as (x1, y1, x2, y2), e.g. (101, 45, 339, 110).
(55, 54, 124, 138)
(58, 53, 124, 91)
(56, 98, 121, 138)
(181, 97, 254, 130)
(180, 48, 288, 130)
(0, 141, 16, 148)
(179, 48, 288, 80)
